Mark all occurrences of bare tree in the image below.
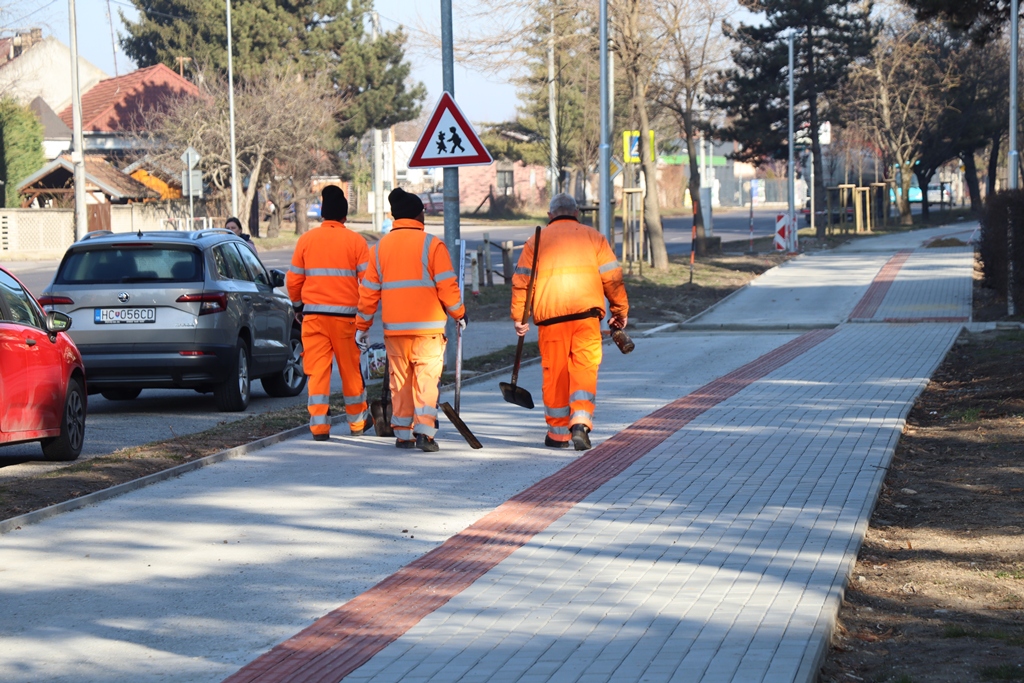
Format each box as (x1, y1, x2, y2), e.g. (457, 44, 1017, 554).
(654, 0, 733, 255)
(137, 65, 337, 228)
(845, 18, 956, 225)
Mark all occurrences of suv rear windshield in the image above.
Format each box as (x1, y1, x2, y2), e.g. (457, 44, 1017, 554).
(57, 245, 204, 284)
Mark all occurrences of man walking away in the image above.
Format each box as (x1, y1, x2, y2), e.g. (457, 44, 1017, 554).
(356, 188, 467, 452)
(287, 186, 370, 441)
(511, 193, 629, 451)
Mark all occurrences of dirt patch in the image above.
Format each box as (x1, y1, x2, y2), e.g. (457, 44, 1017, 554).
(819, 296, 1024, 680)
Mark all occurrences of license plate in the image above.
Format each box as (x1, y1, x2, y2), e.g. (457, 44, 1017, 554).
(94, 307, 156, 324)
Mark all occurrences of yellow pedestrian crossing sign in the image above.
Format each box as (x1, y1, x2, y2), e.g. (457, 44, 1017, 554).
(622, 130, 655, 163)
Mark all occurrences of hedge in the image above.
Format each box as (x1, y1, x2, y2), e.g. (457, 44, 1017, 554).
(979, 190, 1024, 306)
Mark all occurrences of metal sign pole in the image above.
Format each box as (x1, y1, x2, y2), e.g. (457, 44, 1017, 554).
(787, 32, 796, 253)
(67, 0, 88, 240)
(1009, 0, 1019, 316)
(441, 0, 460, 368)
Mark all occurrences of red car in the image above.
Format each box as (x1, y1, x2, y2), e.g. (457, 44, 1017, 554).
(0, 265, 86, 461)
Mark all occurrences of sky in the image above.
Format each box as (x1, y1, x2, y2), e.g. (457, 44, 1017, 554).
(4, 0, 522, 124)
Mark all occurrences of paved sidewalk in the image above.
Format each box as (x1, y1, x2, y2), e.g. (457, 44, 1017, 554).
(0, 223, 978, 683)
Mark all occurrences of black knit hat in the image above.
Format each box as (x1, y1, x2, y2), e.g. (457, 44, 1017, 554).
(388, 187, 424, 220)
(321, 185, 348, 222)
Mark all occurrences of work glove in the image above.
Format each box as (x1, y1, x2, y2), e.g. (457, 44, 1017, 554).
(457, 315, 468, 331)
(293, 303, 304, 323)
(355, 329, 370, 351)
(514, 321, 529, 337)
(609, 314, 628, 330)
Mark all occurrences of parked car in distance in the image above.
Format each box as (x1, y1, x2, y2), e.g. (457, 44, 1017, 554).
(0, 265, 86, 461)
(39, 229, 306, 412)
(889, 186, 923, 203)
(418, 192, 444, 216)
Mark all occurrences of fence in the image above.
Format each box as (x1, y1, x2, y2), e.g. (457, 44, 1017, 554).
(0, 202, 195, 258)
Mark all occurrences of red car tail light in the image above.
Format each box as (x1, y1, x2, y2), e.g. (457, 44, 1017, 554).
(176, 292, 228, 315)
(37, 295, 74, 306)
(179, 350, 206, 356)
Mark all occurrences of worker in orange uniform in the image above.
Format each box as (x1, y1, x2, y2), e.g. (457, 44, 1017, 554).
(356, 188, 466, 452)
(287, 185, 370, 441)
(511, 193, 628, 451)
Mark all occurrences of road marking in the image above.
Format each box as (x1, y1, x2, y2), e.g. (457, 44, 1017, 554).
(223, 328, 838, 683)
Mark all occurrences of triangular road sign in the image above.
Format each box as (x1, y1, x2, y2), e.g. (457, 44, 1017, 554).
(408, 92, 493, 168)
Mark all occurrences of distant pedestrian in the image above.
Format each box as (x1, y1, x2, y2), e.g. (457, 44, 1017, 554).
(224, 216, 251, 242)
(510, 193, 628, 451)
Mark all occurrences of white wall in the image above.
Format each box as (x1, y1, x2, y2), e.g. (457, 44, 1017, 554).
(0, 37, 107, 112)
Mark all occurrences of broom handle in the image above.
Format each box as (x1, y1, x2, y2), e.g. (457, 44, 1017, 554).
(511, 226, 542, 386)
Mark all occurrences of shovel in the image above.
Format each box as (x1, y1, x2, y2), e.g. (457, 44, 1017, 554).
(499, 225, 541, 409)
(369, 352, 394, 437)
(440, 240, 483, 448)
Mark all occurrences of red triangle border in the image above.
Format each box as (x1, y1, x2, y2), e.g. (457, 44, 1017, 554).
(408, 93, 494, 168)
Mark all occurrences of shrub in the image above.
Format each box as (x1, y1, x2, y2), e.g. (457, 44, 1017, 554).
(979, 190, 1024, 305)
(0, 97, 44, 208)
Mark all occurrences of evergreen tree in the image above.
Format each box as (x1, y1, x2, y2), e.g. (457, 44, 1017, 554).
(120, 0, 424, 137)
(714, 0, 873, 237)
(901, 0, 1016, 43)
(0, 97, 44, 208)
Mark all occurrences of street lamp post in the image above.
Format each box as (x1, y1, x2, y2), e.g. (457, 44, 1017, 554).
(1009, 0, 1019, 316)
(787, 31, 796, 253)
(226, 0, 239, 218)
(598, 0, 611, 242)
(67, 0, 88, 240)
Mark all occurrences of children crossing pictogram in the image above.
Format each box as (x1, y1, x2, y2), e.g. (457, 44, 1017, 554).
(408, 93, 493, 168)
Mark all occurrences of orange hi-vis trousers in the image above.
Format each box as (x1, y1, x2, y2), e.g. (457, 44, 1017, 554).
(301, 315, 367, 436)
(384, 334, 445, 442)
(538, 317, 602, 443)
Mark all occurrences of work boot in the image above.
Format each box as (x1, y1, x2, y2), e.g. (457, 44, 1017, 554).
(544, 435, 570, 449)
(313, 433, 330, 442)
(570, 424, 592, 451)
(395, 438, 416, 449)
(416, 434, 440, 452)
(350, 428, 364, 437)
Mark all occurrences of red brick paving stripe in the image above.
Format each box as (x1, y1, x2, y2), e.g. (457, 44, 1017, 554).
(882, 317, 968, 323)
(848, 249, 913, 321)
(223, 327, 838, 683)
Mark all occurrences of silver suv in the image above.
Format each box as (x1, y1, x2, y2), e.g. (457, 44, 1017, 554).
(39, 229, 305, 411)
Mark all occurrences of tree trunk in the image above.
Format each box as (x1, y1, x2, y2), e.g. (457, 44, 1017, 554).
(805, 28, 827, 239)
(962, 151, 982, 211)
(682, 110, 707, 255)
(637, 87, 668, 269)
(914, 167, 930, 222)
(295, 195, 309, 234)
(987, 132, 1002, 197)
(240, 152, 265, 233)
(898, 162, 914, 225)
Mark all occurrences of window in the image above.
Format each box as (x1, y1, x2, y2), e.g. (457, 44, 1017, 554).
(214, 244, 252, 282)
(57, 246, 203, 284)
(0, 270, 44, 329)
(234, 244, 270, 286)
(496, 170, 514, 196)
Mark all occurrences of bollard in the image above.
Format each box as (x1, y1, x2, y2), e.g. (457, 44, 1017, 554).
(501, 241, 514, 284)
(476, 247, 486, 288)
(483, 232, 493, 287)
(470, 251, 480, 296)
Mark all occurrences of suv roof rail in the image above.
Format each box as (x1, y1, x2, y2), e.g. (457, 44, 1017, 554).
(79, 230, 114, 241)
(190, 228, 234, 240)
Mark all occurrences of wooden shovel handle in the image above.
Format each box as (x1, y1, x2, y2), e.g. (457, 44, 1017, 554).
(511, 226, 542, 384)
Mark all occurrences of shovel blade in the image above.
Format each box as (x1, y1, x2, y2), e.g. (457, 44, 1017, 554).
(440, 402, 483, 449)
(499, 381, 534, 409)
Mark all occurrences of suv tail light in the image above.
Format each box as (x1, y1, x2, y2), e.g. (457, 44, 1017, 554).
(37, 295, 74, 307)
(177, 292, 228, 315)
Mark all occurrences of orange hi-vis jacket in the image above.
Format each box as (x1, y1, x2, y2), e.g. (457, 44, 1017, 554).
(511, 217, 628, 326)
(357, 219, 465, 335)
(287, 220, 370, 316)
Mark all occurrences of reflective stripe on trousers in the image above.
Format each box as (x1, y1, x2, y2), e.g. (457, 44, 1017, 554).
(302, 316, 367, 435)
(538, 316, 602, 439)
(385, 334, 445, 440)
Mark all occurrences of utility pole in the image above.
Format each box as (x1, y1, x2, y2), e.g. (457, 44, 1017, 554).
(372, 12, 385, 233)
(175, 56, 191, 77)
(67, 0, 88, 240)
(105, 0, 118, 76)
(598, 0, 611, 242)
(787, 31, 796, 253)
(226, 0, 239, 217)
(548, 12, 559, 195)
(441, 0, 460, 367)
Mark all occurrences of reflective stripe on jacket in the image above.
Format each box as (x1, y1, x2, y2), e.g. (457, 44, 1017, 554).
(356, 218, 465, 336)
(286, 220, 370, 317)
(511, 218, 628, 325)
